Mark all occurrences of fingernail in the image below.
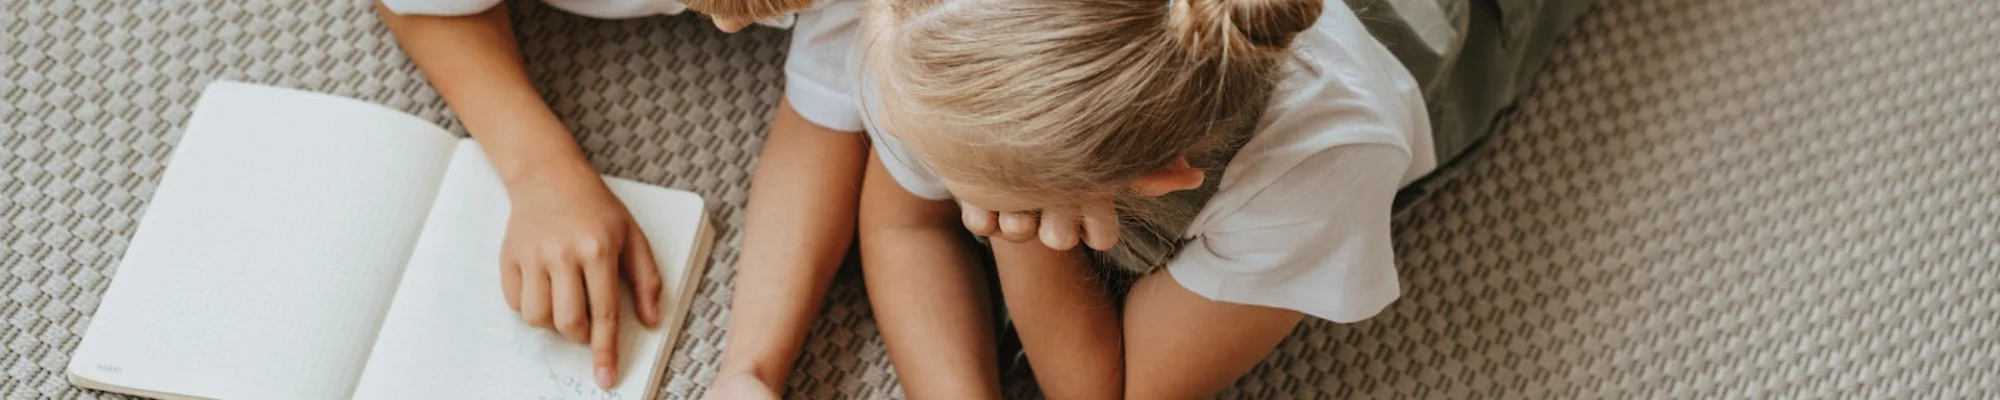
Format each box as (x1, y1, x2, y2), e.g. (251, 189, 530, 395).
(596, 366, 615, 388)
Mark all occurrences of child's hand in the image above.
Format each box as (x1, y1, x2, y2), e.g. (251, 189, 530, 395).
(960, 199, 1120, 251)
(500, 171, 664, 389)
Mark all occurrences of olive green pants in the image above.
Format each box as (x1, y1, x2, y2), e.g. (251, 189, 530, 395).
(1355, 0, 1594, 211)
(1357, 0, 1595, 165)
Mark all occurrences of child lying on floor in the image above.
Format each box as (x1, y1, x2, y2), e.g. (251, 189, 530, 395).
(827, 0, 1434, 397)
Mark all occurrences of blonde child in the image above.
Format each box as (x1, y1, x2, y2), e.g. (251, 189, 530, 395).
(838, 0, 1440, 397)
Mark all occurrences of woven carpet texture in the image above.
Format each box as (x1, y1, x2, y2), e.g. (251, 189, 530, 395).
(4, 0, 1997, 398)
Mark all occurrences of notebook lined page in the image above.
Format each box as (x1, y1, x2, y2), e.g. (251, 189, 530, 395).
(67, 82, 459, 399)
(351, 140, 707, 400)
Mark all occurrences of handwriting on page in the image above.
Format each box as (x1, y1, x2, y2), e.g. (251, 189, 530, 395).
(517, 327, 624, 400)
(540, 370, 622, 400)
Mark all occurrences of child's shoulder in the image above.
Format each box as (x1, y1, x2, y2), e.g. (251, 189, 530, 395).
(1243, 1, 1435, 181)
(1277, 0, 1423, 101)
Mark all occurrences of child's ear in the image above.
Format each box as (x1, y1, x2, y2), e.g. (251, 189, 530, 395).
(1132, 157, 1205, 197)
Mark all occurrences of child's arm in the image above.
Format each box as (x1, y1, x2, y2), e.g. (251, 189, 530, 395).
(988, 241, 1123, 399)
(990, 242, 1302, 399)
(1113, 270, 1301, 398)
(710, 98, 872, 393)
(373, 2, 601, 202)
(852, 152, 1003, 398)
(375, 2, 660, 388)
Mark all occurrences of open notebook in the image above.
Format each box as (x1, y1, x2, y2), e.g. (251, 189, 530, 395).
(66, 81, 715, 400)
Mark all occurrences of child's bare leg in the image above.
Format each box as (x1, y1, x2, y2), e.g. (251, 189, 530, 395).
(712, 97, 871, 393)
(857, 152, 1003, 399)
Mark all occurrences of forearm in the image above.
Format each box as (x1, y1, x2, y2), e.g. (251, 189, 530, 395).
(373, 1, 594, 190)
(716, 99, 871, 387)
(855, 152, 1003, 398)
(991, 240, 1124, 400)
(855, 225, 1001, 399)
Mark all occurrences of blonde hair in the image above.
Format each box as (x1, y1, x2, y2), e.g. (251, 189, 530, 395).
(867, 0, 1324, 272)
(682, 0, 814, 20)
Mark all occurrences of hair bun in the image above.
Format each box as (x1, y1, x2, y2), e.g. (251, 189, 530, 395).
(1172, 0, 1324, 61)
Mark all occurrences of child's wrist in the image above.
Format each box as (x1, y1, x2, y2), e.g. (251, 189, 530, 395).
(716, 362, 788, 391)
(481, 128, 598, 194)
(500, 158, 603, 197)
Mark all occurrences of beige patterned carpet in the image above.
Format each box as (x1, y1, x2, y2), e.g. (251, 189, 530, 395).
(5, 0, 1998, 398)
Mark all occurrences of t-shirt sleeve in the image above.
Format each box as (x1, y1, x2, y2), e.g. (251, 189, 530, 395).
(784, 0, 865, 132)
(379, 0, 504, 16)
(1167, 144, 1408, 323)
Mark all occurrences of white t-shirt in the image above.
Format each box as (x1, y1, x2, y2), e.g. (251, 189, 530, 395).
(386, 0, 1433, 323)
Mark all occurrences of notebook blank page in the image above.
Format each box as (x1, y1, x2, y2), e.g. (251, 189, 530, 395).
(67, 82, 458, 399)
(351, 141, 707, 400)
